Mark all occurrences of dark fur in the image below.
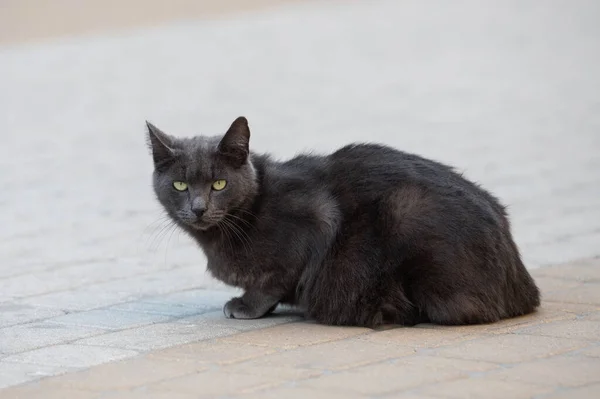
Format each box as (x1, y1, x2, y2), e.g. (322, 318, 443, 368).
(146, 116, 540, 327)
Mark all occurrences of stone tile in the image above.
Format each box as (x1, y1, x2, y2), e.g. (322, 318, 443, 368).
(41, 354, 207, 391)
(239, 387, 365, 399)
(2, 345, 138, 368)
(300, 355, 497, 395)
(490, 355, 600, 387)
(543, 383, 600, 399)
(148, 371, 283, 396)
(149, 339, 277, 365)
(382, 394, 444, 399)
(177, 309, 303, 332)
(543, 283, 600, 305)
(47, 309, 171, 330)
(219, 322, 370, 349)
(0, 321, 105, 354)
(432, 334, 589, 364)
(358, 325, 482, 348)
(0, 361, 73, 389)
(515, 319, 600, 341)
(533, 258, 600, 282)
(0, 272, 75, 299)
(144, 289, 237, 310)
(108, 300, 208, 318)
(226, 363, 322, 380)
(16, 287, 138, 312)
(534, 276, 581, 293)
(418, 377, 553, 399)
(584, 311, 600, 321)
(103, 392, 200, 399)
(74, 322, 239, 351)
(16, 268, 206, 312)
(581, 346, 600, 358)
(230, 336, 416, 374)
(0, 386, 102, 399)
(0, 303, 65, 328)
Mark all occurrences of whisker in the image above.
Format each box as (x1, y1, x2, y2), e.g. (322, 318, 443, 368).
(222, 217, 253, 255)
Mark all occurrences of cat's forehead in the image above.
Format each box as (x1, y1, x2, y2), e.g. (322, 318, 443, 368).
(178, 135, 222, 180)
(179, 135, 220, 155)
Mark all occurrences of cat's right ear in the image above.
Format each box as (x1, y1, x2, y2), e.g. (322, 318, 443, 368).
(146, 121, 175, 167)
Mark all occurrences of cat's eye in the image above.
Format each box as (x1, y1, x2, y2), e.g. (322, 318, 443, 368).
(173, 181, 188, 191)
(212, 179, 227, 191)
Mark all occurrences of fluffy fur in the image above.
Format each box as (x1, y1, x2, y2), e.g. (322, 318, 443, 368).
(146, 116, 540, 327)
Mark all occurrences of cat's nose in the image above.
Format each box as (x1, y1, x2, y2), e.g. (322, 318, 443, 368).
(191, 198, 206, 218)
(192, 206, 205, 218)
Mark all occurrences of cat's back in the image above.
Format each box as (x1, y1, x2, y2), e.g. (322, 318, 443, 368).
(326, 143, 506, 223)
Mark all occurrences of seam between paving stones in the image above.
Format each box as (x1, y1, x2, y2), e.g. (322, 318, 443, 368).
(4, 263, 203, 303)
(0, 257, 126, 279)
(239, 344, 598, 398)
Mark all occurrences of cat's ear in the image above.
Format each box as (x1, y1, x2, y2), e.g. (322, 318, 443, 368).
(218, 116, 250, 168)
(146, 121, 175, 167)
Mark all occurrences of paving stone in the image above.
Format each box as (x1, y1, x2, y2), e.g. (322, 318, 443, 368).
(0, 386, 102, 399)
(543, 283, 600, 305)
(148, 339, 277, 365)
(109, 300, 211, 318)
(238, 386, 366, 399)
(542, 383, 600, 399)
(418, 377, 553, 399)
(229, 336, 416, 374)
(147, 371, 283, 396)
(73, 322, 240, 351)
(489, 355, 600, 387)
(581, 346, 600, 358)
(533, 258, 600, 282)
(533, 277, 581, 293)
(584, 312, 600, 321)
(432, 334, 589, 364)
(2, 345, 138, 368)
(47, 309, 171, 330)
(514, 319, 600, 341)
(41, 355, 207, 391)
(299, 355, 498, 395)
(102, 392, 200, 399)
(143, 289, 238, 310)
(0, 303, 65, 328)
(16, 286, 141, 312)
(219, 323, 370, 349)
(176, 309, 303, 331)
(0, 322, 105, 354)
(0, 362, 73, 389)
(358, 325, 482, 348)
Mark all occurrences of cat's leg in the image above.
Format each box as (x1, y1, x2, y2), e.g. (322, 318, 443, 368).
(223, 290, 280, 319)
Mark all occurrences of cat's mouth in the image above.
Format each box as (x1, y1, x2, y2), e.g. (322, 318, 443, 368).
(189, 220, 216, 231)
(188, 217, 223, 231)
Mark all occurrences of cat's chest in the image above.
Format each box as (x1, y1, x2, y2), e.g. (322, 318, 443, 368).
(203, 244, 262, 288)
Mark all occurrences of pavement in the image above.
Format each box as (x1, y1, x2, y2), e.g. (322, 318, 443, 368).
(0, 0, 599, 397)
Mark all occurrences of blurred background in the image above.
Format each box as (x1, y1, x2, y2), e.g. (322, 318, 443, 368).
(0, 0, 599, 297)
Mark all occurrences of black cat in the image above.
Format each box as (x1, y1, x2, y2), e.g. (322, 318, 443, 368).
(146, 116, 540, 327)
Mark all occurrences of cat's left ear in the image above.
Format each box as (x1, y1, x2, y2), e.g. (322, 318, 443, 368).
(218, 116, 250, 168)
(146, 121, 175, 167)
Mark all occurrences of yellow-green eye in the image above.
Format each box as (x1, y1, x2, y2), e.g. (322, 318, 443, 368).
(173, 181, 188, 191)
(212, 179, 227, 191)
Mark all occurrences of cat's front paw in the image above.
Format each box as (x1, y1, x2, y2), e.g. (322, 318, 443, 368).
(223, 297, 260, 319)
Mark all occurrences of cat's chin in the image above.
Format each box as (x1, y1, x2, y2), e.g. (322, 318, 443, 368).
(188, 220, 218, 231)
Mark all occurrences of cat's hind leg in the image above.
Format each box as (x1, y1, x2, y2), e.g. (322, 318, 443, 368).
(223, 290, 280, 319)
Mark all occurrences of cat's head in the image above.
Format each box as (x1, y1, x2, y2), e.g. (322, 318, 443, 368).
(146, 116, 258, 231)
